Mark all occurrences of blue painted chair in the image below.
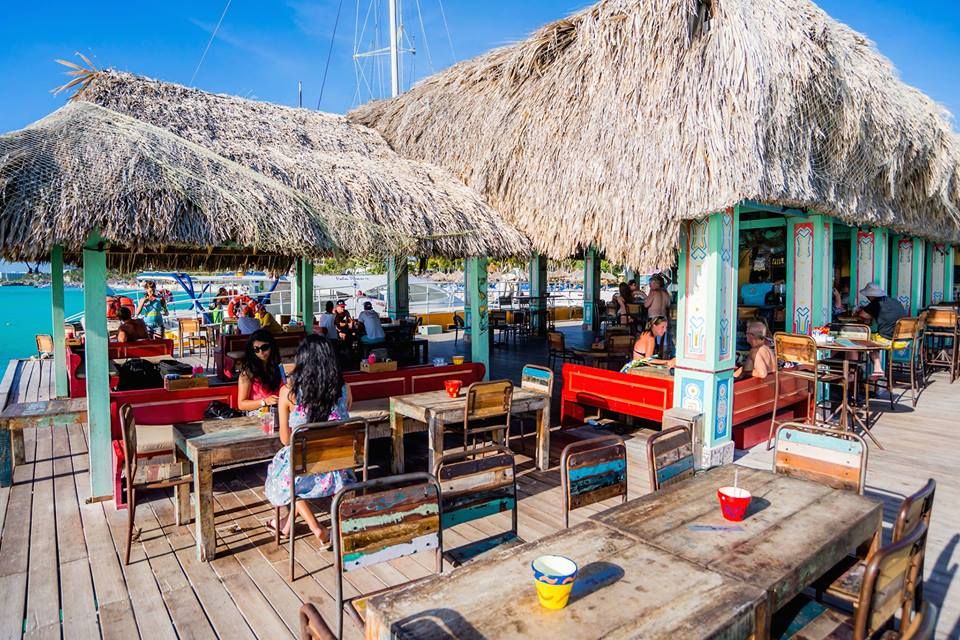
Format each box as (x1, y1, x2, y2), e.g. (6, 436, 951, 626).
(513, 364, 554, 453)
(331, 472, 442, 640)
(646, 425, 695, 493)
(560, 435, 628, 528)
(773, 422, 867, 494)
(434, 445, 523, 566)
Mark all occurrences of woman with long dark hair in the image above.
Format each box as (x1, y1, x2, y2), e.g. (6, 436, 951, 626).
(264, 334, 353, 543)
(237, 329, 282, 412)
(617, 282, 633, 326)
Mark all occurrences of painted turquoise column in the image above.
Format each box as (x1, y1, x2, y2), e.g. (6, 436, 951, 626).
(463, 259, 472, 341)
(528, 253, 548, 336)
(290, 260, 300, 319)
(582, 247, 601, 331)
(387, 256, 409, 321)
(673, 207, 738, 466)
(466, 257, 489, 378)
(891, 236, 925, 314)
(925, 243, 949, 306)
(83, 236, 111, 498)
(946, 246, 956, 302)
(298, 259, 314, 327)
(851, 227, 889, 307)
(51, 246, 68, 397)
(786, 214, 833, 334)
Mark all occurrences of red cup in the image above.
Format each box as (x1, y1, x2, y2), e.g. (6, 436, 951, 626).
(444, 379, 462, 398)
(717, 486, 752, 521)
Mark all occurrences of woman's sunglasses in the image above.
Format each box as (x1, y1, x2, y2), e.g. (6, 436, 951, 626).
(252, 344, 272, 354)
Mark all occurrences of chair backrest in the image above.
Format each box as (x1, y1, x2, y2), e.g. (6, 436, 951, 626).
(332, 473, 442, 638)
(560, 435, 627, 528)
(434, 445, 517, 534)
(774, 333, 818, 367)
(837, 323, 871, 340)
(647, 425, 695, 492)
(773, 422, 867, 493)
(892, 317, 920, 342)
(925, 307, 958, 330)
(298, 603, 334, 640)
(498, 296, 512, 307)
(489, 310, 507, 322)
(464, 380, 513, 423)
(35, 334, 54, 354)
(547, 331, 565, 352)
(625, 303, 641, 316)
(893, 478, 936, 543)
(178, 317, 200, 333)
(607, 334, 634, 354)
(453, 313, 465, 329)
(290, 418, 369, 482)
(854, 522, 928, 639)
(118, 403, 138, 482)
(520, 365, 553, 396)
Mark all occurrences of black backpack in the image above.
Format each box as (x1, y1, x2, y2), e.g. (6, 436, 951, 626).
(158, 359, 193, 376)
(116, 358, 163, 391)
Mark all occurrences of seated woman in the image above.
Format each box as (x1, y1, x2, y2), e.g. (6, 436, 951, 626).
(735, 320, 776, 379)
(264, 335, 353, 544)
(116, 307, 149, 342)
(255, 303, 283, 334)
(631, 316, 675, 367)
(616, 282, 633, 326)
(237, 329, 282, 412)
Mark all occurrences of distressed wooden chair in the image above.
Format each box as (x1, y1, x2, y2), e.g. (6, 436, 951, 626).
(647, 425, 696, 492)
(299, 603, 335, 640)
(35, 334, 54, 357)
(771, 522, 928, 640)
(547, 331, 582, 369)
(332, 473, 442, 640)
(819, 478, 936, 611)
(768, 333, 848, 449)
(450, 379, 513, 451)
(434, 445, 523, 566)
(560, 435, 627, 528)
(773, 422, 867, 493)
(284, 418, 369, 581)
(118, 404, 192, 565)
(177, 317, 208, 357)
(923, 307, 958, 383)
(513, 364, 554, 452)
(870, 318, 922, 409)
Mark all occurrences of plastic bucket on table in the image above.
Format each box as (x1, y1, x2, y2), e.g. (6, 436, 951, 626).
(531, 555, 578, 610)
(717, 486, 752, 521)
(443, 379, 462, 398)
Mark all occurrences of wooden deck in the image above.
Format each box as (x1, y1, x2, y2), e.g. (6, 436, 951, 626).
(0, 348, 958, 638)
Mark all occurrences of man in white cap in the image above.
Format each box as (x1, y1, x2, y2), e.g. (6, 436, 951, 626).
(856, 282, 907, 378)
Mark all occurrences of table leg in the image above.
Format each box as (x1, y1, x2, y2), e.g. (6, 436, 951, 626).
(427, 415, 443, 474)
(193, 453, 215, 562)
(390, 408, 405, 474)
(535, 405, 551, 471)
(0, 420, 12, 487)
(174, 448, 191, 526)
(11, 428, 24, 466)
(841, 360, 850, 431)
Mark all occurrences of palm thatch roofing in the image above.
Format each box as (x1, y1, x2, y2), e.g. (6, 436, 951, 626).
(350, 0, 960, 270)
(70, 69, 529, 262)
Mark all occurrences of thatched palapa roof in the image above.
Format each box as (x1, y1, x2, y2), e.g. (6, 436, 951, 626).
(71, 70, 529, 261)
(350, 0, 960, 269)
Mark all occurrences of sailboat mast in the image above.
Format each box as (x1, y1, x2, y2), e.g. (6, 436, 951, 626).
(388, 0, 400, 97)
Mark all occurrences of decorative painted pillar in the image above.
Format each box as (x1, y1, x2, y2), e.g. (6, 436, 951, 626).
(528, 253, 548, 336)
(891, 236, 925, 314)
(297, 259, 315, 326)
(924, 242, 953, 306)
(51, 246, 68, 398)
(673, 208, 738, 467)
(786, 214, 833, 334)
(582, 247, 601, 331)
(83, 235, 112, 498)
(466, 257, 490, 378)
(387, 256, 409, 321)
(850, 227, 889, 307)
(947, 246, 957, 302)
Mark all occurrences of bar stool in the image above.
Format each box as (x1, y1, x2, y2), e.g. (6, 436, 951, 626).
(924, 307, 958, 383)
(871, 318, 922, 408)
(767, 333, 848, 449)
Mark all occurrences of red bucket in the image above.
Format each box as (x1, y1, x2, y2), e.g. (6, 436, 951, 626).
(443, 379, 462, 398)
(717, 486, 752, 521)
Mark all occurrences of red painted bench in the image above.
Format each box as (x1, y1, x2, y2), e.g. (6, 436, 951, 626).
(560, 364, 809, 449)
(67, 340, 175, 398)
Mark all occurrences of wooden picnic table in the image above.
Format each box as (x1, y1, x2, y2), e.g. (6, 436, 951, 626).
(592, 465, 882, 635)
(364, 520, 767, 639)
(1, 398, 88, 485)
(388, 387, 551, 474)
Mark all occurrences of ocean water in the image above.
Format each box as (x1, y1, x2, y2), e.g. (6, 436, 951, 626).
(0, 286, 86, 364)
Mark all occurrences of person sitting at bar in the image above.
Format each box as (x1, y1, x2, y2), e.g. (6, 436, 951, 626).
(631, 316, 675, 366)
(856, 282, 907, 379)
(616, 282, 633, 326)
(255, 303, 283, 334)
(357, 301, 386, 344)
(264, 335, 353, 544)
(735, 320, 776, 379)
(237, 329, 281, 412)
(318, 300, 338, 339)
(116, 307, 149, 343)
(334, 300, 357, 343)
(644, 274, 671, 320)
(237, 306, 261, 335)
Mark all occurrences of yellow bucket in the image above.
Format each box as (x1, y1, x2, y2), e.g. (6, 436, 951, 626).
(535, 580, 574, 610)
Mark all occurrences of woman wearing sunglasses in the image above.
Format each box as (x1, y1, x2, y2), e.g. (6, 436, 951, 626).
(237, 329, 282, 412)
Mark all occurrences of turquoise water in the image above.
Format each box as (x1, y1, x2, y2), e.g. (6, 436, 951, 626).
(0, 287, 86, 364)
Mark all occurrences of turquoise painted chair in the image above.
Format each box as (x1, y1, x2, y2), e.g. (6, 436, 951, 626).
(647, 425, 696, 492)
(773, 422, 867, 493)
(513, 364, 554, 453)
(561, 435, 628, 528)
(434, 445, 523, 566)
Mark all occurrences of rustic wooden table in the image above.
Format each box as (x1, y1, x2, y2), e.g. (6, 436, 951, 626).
(823, 336, 886, 448)
(364, 520, 767, 640)
(388, 387, 551, 474)
(1, 398, 88, 485)
(592, 465, 882, 636)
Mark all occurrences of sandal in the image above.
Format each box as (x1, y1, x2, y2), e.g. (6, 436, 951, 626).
(266, 518, 289, 540)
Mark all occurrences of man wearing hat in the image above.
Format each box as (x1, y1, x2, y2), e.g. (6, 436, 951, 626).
(856, 282, 907, 378)
(333, 300, 357, 343)
(357, 301, 386, 344)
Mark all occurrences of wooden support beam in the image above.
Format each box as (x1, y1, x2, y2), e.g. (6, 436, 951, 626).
(583, 247, 601, 332)
(387, 256, 409, 321)
(466, 257, 490, 378)
(83, 235, 112, 499)
(51, 246, 68, 398)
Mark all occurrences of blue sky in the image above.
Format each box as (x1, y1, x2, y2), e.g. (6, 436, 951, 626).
(0, 0, 958, 136)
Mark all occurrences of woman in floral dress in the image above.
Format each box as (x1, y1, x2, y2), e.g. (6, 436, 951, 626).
(265, 334, 353, 544)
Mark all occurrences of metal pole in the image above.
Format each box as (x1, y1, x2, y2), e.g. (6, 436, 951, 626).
(388, 0, 400, 98)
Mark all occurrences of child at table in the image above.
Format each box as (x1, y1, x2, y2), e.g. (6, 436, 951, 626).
(264, 334, 352, 545)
